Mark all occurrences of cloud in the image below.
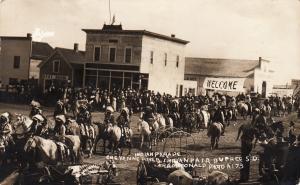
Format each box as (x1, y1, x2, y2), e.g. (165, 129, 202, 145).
(32, 28, 55, 42)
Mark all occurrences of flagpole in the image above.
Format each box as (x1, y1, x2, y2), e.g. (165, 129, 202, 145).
(109, 0, 111, 24)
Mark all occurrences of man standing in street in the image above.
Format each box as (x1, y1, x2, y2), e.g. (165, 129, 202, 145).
(236, 122, 257, 182)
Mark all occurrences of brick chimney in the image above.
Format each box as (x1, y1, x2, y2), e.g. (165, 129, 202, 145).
(259, 56, 262, 68)
(74, 43, 79, 52)
(27, 33, 32, 38)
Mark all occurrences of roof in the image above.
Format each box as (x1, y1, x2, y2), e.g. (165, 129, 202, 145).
(0, 36, 31, 40)
(55, 47, 85, 64)
(31, 42, 53, 60)
(38, 47, 85, 68)
(185, 57, 260, 78)
(82, 25, 189, 45)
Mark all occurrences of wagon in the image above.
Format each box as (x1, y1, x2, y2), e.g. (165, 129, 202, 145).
(17, 160, 120, 185)
(136, 130, 197, 185)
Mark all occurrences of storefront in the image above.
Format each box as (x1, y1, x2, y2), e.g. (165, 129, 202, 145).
(84, 63, 149, 91)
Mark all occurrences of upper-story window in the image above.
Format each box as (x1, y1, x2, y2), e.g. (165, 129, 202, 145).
(109, 39, 118, 43)
(53, 60, 60, 73)
(13, 56, 20, 69)
(164, 53, 167, 66)
(124, 47, 132, 63)
(150, 51, 154, 64)
(176, 55, 179, 68)
(94, 46, 101, 62)
(109, 47, 116, 62)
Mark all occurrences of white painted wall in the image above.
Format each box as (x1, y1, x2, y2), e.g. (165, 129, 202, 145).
(253, 60, 274, 97)
(140, 35, 186, 95)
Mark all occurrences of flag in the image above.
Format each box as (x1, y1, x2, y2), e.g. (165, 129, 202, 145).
(111, 14, 115, 25)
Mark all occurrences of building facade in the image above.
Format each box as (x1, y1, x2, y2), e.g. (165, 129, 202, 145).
(184, 57, 274, 97)
(0, 34, 53, 87)
(82, 24, 189, 96)
(38, 44, 85, 92)
(0, 35, 32, 86)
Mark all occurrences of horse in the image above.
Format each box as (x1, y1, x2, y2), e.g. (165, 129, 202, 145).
(237, 101, 251, 120)
(182, 112, 198, 133)
(65, 119, 97, 158)
(169, 112, 180, 128)
(137, 119, 159, 149)
(207, 122, 223, 150)
(24, 136, 80, 165)
(106, 123, 133, 155)
(194, 109, 210, 131)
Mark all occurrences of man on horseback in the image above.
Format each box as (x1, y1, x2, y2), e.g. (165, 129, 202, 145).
(29, 100, 42, 119)
(228, 97, 237, 121)
(30, 114, 49, 138)
(212, 105, 225, 135)
(116, 107, 132, 145)
(54, 97, 66, 117)
(77, 104, 93, 138)
(53, 114, 68, 162)
(0, 112, 14, 148)
(140, 105, 155, 126)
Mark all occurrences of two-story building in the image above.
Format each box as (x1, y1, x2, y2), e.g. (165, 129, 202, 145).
(0, 33, 53, 87)
(82, 24, 189, 96)
(184, 57, 274, 97)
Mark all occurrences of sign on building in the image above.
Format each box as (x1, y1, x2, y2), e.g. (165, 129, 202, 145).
(203, 77, 245, 92)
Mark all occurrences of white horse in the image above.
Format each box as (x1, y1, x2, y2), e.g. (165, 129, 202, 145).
(155, 113, 166, 130)
(137, 120, 159, 149)
(106, 123, 133, 155)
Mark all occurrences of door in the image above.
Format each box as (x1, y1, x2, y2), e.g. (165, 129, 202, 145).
(179, 85, 183, 97)
(262, 81, 267, 98)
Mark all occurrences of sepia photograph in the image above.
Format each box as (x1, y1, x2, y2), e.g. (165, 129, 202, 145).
(0, 0, 300, 184)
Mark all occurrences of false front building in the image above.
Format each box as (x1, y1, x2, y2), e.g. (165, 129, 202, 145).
(184, 57, 274, 97)
(82, 24, 189, 96)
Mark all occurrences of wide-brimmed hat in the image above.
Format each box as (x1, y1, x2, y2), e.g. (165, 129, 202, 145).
(55, 115, 66, 123)
(32, 114, 45, 122)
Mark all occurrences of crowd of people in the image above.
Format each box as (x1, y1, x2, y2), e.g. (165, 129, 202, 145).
(1, 86, 300, 184)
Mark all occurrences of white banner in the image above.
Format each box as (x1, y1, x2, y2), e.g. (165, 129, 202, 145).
(203, 77, 245, 92)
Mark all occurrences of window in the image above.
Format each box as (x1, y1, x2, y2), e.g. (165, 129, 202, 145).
(53, 60, 60, 73)
(150, 51, 154, 64)
(164, 53, 167, 66)
(13, 56, 20, 69)
(176, 55, 179, 68)
(124, 48, 132, 63)
(109, 47, 116, 62)
(9, 78, 18, 85)
(109, 39, 118, 43)
(94, 46, 101, 62)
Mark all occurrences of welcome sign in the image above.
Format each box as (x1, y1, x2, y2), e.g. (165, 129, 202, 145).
(203, 77, 245, 92)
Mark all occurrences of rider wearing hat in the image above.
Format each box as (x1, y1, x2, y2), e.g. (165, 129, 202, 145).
(117, 107, 131, 140)
(29, 100, 42, 119)
(212, 105, 225, 135)
(228, 97, 237, 121)
(31, 114, 49, 138)
(104, 106, 115, 125)
(140, 104, 155, 125)
(54, 115, 66, 140)
(0, 112, 13, 146)
(54, 97, 66, 117)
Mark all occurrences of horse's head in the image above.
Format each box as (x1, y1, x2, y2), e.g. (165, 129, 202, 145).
(24, 136, 36, 152)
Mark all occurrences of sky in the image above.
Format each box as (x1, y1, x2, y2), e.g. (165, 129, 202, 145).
(0, 0, 299, 84)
